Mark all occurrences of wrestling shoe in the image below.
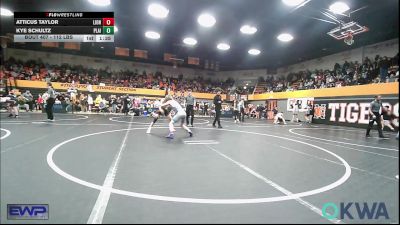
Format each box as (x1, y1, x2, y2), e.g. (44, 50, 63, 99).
(165, 133, 174, 139)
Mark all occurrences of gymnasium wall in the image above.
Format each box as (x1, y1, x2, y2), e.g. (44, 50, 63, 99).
(248, 82, 399, 129)
(218, 69, 266, 86)
(5, 38, 398, 85)
(218, 38, 399, 82)
(277, 38, 399, 75)
(311, 96, 398, 128)
(4, 48, 219, 81)
(270, 96, 398, 127)
(13, 79, 399, 128)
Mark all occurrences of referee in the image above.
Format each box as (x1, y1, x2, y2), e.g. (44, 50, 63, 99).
(46, 82, 56, 122)
(212, 90, 223, 128)
(185, 89, 195, 127)
(366, 95, 386, 138)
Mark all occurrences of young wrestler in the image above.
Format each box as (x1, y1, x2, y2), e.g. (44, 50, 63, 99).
(146, 105, 173, 134)
(274, 112, 287, 125)
(381, 106, 398, 131)
(159, 96, 193, 139)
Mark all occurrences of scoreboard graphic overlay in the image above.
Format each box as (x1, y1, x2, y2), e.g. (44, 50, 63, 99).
(14, 12, 114, 42)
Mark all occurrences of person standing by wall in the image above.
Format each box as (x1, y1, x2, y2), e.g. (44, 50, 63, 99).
(366, 95, 386, 138)
(123, 94, 130, 115)
(213, 90, 223, 128)
(87, 94, 93, 112)
(305, 102, 314, 124)
(80, 94, 87, 112)
(37, 94, 44, 111)
(204, 102, 209, 116)
(45, 82, 56, 122)
(238, 98, 245, 122)
(110, 95, 117, 113)
(185, 89, 196, 127)
(291, 100, 300, 123)
(233, 100, 240, 123)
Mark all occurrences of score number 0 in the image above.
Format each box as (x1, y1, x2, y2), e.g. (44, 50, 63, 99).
(102, 18, 114, 26)
(102, 18, 115, 34)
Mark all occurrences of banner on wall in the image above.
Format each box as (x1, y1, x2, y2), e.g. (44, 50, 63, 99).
(41, 42, 59, 48)
(287, 98, 314, 112)
(64, 42, 80, 50)
(312, 97, 399, 127)
(14, 80, 223, 100)
(188, 57, 200, 65)
(133, 49, 148, 59)
(115, 47, 129, 57)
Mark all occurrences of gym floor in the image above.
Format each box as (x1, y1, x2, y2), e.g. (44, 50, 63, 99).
(0, 113, 398, 224)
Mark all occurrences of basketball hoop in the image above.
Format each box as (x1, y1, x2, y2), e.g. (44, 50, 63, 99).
(343, 32, 354, 46)
(327, 21, 368, 42)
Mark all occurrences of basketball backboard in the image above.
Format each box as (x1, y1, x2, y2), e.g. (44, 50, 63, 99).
(327, 21, 369, 40)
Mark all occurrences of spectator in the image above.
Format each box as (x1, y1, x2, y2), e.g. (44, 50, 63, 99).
(37, 94, 44, 111)
(22, 90, 34, 111)
(17, 95, 29, 112)
(378, 56, 391, 82)
(87, 94, 93, 112)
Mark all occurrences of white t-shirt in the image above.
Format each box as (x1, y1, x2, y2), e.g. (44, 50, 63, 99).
(238, 100, 244, 110)
(169, 100, 185, 114)
(293, 103, 299, 113)
(88, 96, 93, 104)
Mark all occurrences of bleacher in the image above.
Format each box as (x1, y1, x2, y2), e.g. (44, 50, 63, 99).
(254, 81, 268, 94)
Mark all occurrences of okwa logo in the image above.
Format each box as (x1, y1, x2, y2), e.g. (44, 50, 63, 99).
(322, 202, 389, 220)
(313, 104, 326, 119)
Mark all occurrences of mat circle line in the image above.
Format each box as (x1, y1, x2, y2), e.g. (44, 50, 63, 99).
(109, 116, 210, 125)
(1, 114, 89, 123)
(289, 127, 398, 151)
(47, 127, 351, 204)
(0, 128, 11, 140)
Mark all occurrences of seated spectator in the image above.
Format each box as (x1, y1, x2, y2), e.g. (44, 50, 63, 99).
(3, 55, 399, 96)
